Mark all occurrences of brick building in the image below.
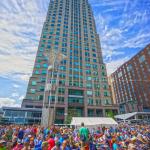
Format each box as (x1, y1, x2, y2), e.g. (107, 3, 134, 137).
(110, 44, 150, 113)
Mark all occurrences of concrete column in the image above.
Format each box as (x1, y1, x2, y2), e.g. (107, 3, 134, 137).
(64, 89, 68, 123)
(94, 109, 96, 117)
(103, 109, 105, 117)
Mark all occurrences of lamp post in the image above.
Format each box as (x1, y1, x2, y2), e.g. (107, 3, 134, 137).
(41, 49, 66, 127)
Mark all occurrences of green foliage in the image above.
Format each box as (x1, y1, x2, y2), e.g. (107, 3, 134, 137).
(65, 108, 80, 124)
(106, 110, 115, 119)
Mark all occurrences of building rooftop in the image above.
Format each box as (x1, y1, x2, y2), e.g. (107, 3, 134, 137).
(2, 107, 41, 111)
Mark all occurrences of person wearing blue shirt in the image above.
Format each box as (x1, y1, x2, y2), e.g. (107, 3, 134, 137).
(34, 136, 42, 150)
(113, 143, 119, 150)
(112, 139, 119, 150)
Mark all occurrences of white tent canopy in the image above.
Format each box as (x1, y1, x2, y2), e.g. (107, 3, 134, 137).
(114, 112, 137, 120)
(71, 117, 118, 128)
(114, 112, 150, 120)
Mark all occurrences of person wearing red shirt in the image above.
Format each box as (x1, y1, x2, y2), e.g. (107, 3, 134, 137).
(48, 135, 55, 150)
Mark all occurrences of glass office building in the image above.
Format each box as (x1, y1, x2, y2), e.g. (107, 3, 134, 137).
(22, 0, 118, 124)
(1, 107, 41, 125)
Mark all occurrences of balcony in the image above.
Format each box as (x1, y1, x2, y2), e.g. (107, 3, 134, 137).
(68, 102, 84, 107)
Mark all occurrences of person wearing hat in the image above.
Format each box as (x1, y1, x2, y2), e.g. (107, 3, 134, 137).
(0, 140, 7, 150)
(42, 141, 48, 150)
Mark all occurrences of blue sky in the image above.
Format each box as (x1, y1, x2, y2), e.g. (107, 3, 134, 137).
(0, 0, 150, 107)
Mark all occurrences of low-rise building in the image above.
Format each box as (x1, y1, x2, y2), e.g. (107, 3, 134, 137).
(1, 107, 42, 125)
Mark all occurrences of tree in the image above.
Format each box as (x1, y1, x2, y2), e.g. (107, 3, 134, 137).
(106, 110, 115, 119)
(65, 108, 79, 124)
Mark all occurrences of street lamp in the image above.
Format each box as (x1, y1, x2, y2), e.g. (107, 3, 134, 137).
(41, 49, 67, 127)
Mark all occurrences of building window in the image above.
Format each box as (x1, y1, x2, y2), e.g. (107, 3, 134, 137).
(96, 99, 101, 105)
(30, 89, 36, 94)
(118, 71, 123, 77)
(86, 76, 92, 81)
(59, 80, 65, 86)
(43, 64, 48, 68)
(32, 81, 37, 86)
(58, 97, 64, 103)
(68, 89, 83, 96)
(35, 64, 40, 68)
(95, 91, 100, 96)
(40, 77, 46, 82)
(93, 59, 97, 63)
(139, 55, 145, 63)
(34, 70, 39, 75)
(39, 86, 44, 92)
(38, 95, 43, 100)
(58, 88, 65, 94)
(93, 54, 96, 57)
(104, 91, 109, 96)
(86, 83, 92, 88)
(87, 91, 92, 96)
(102, 72, 106, 76)
(68, 97, 84, 104)
(48, 96, 55, 102)
(88, 109, 94, 117)
(42, 70, 47, 74)
(88, 99, 93, 105)
(127, 64, 132, 72)
(148, 49, 150, 55)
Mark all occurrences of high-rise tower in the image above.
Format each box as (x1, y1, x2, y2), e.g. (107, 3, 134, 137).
(22, 0, 118, 124)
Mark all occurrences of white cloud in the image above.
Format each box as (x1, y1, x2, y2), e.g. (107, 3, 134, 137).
(0, 54, 33, 74)
(0, 0, 149, 79)
(93, 1, 150, 70)
(106, 57, 129, 75)
(0, 97, 21, 108)
(11, 93, 19, 97)
(13, 84, 20, 88)
(0, 0, 47, 81)
(18, 95, 25, 101)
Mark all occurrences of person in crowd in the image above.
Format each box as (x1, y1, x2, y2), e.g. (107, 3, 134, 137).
(48, 134, 55, 150)
(79, 122, 89, 150)
(42, 141, 49, 150)
(51, 141, 62, 150)
(13, 139, 23, 150)
(0, 124, 149, 150)
(34, 135, 42, 150)
(21, 137, 31, 150)
(0, 139, 7, 150)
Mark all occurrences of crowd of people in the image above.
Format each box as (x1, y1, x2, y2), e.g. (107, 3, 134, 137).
(0, 123, 150, 150)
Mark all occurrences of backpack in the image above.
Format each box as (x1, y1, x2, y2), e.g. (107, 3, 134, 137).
(80, 134, 86, 142)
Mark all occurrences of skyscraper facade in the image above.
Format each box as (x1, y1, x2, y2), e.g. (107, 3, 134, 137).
(22, 0, 117, 123)
(110, 44, 150, 114)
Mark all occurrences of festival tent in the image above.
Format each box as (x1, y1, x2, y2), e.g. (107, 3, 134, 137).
(114, 112, 150, 124)
(71, 117, 118, 128)
(114, 112, 138, 120)
(114, 112, 150, 120)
